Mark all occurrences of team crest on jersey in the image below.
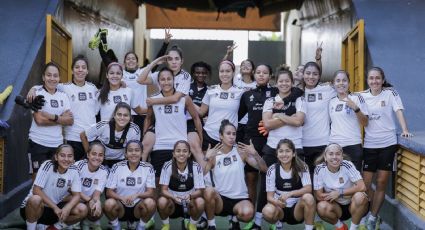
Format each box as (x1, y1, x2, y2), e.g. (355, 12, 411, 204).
(339, 177, 344, 184)
(78, 92, 87, 101)
(220, 92, 229, 99)
(266, 91, 271, 97)
(232, 155, 237, 162)
(50, 99, 59, 108)
(307, 94, 316, 102)
(318, 93, 323, 100)
(137, 177, 142, 184)
(223, 157, 232, 166)
(381, 101, 386, 107)
(249, 95, 254, 102)
(113, 96, 122, 103)
(56, 178, 66, 188)
(126, 177, 136, 186)
(164, 105, 172, 114)
(93, 179, 99, 185)
(82, 178, 93, 187)
(230, 93, 235, 99)
(123, 94, 128, 101)
(335, 104, 343, 112)
(174, 106, 179, 113)
(71, 95, 76, 101)
(88, 92, 93, 99)
(178, 174, 188, 182)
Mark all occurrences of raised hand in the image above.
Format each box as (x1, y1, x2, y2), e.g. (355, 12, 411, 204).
(315, 41, 323, 60)
(164, 28, 173, 44)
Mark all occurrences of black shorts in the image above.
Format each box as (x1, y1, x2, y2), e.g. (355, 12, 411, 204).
(20, 202, 66, 225)
(150, 150, 173, 177)
(363, 145, 398, 172)
(146, 126, 155, 134)
(170, 202, 187, 219)
(27, 139, 57, 174)
(217, 195, 250, 217)
(132, 115, 146, 140)
(338, 203, 352, 221)
(342, 144, 363, 172)
(201, 129, 220, 151)
(119, 201, 141, 222)
(300, 145, 326, 174)
(244, 136, 266, 173)
(187, 119, 198, 133)
(236, 123, 246, 143)
(262, 145, 278, 167)
(281, 205, 303, 225)
(67, 140, 85, 161)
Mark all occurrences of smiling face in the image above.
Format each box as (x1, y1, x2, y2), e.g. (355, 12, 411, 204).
(277, 143, 295, 165)
(324, 144, 343, 170)
(193, 66, 209, 84)
(124, 53, 138, 71)
(107, 65, 123, 87)
(294, 65, 304, 82)
(158, 70, 174, 92)
(303, 65, 320, 88)
(43, 65, 60, 91)
(333, 72, 350, 94)
(220, 124, 237, 147)
(276, 73, 293, 95)
(167, 50, 183, 73)
(72, 60, 88, 83)
(254, 65, 271, 86)
(240, 60, 254, 76)
(114, 107, 131, 128)
(367, 69, 384, 92)
(219, 63, 234, 85)
(55, 146, 74, 171)
(126, 142, 142, 164)
(87, 144, 105, 169)
(173, 142, 191, 165)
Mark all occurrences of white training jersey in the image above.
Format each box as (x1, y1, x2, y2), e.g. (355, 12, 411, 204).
(233, 74, 257, 125)
(159, 160, 205, 197)
(314, 160, 362, 205)
(124, 68, 147, 115)
(75, 159, 108, 197)
(302, 84, 336, 147)
(150, 69, 191, 95)
(266, 164, 311, 208)
(85, 121, 141, 160)
(97, 87, 137, 121)
(21, 160, 81, 207)
(360, 88, 404, 148)
(29, 87, 71, 147)
(202, 85, 244, 141)
(329, 94, 369, 147)
(151, 93, 187, 150)
(263, 96, 306, 149)
(106, 161, 155, 207)
(212, 147, 248, 199)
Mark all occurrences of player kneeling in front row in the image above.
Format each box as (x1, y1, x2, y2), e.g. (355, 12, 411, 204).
(21, 144, 87, 230)
(262, 139, 316, 230)
(157, 140, 205, 230)
(104, 140, 156, 230)
(314, 143, 368, 230)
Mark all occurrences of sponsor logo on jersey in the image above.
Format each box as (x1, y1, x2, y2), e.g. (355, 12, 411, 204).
(307, 94, 316, 102)
(335, 104, 343, 112)
(318, 93, 323, 100)
(57, 178, 66, 188)
(113, 96, 122, 103)
(381, 101, 386, 107)
(123, 94, 128, 101)
(230, 93, 235, 99)
(61, 100, 64, 107)
(94, 179, 99, 185)
(50, 99, 59, 108)
(266, 91, 271, 97)
(339, 177, 344, 184)
(78, 92, 87, 101)
(126, 177, 136, 186)
(164, 105, 172, 114)
(220, 92, 229, 99)
(174, 105, 179, 113)
(232, 155, 237, 162)
(89, 92, 93, 99)
(223, 157, 232, 166)
(137, 177, 142, 184)
(71, 95, 76, 101)
(249, 95, 254, 101)
(178, 174, 188, 182)
(82, 178, 93, 187)
(283, 182, 292, 189)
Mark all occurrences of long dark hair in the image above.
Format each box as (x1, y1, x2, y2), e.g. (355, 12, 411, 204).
(367, 66, 393, 87)
(110, 102, 132, 121)
(87, 140, 105, 155)
(219, 119, 236, 136)
(167, 45, 183, 59)
(125, 140, 143, 153)
(241, 59, 255, 81)
(171, 140, 191, 179)
(52, 144, 74, 173)
(71, 55, 89, 83)
(276, 139, 307, 182)
(98, 62, 123, 104)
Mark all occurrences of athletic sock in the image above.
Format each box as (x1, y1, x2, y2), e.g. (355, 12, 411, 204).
(349, 222, 358, 230)
(335, 219, 343, 228)
(162, 218, 169, 225)
(26, 221, 37, 230)
(232, 215, 238, 222)
(110, 218, 120, 226)
(139, 219, 146, 227)
(254, 212, 262, 226)
(190, 217, 199, 225)
(208, 218, 216, 226)
(368, 214, 377, 222)
(305, 224, 314, 230)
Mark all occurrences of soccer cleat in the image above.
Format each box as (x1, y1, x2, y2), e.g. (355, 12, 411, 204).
(358, 224, 368, 230)
(249, 223, 261, 230)
(314, 221, 326, 230)
(207, 226, 216, 230)
(160, 224, 170, 230)
(99, 28, 108, 52)
(243, 220, 254, 230)
(187, 223, 197, 230)
(127, 221, 137, 230)
(229, 221, 240, 230)
(197, 216, 208, 229)
(88, 29, 101, 50)
(145, 219, 155, 229)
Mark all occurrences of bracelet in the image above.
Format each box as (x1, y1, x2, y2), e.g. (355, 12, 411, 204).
(354, 107, 360, 113)
(49, 114, 59, 122)
(339, 188, 344, 198)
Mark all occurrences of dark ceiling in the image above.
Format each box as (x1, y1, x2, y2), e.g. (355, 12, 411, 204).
(136, 0, 304, 17)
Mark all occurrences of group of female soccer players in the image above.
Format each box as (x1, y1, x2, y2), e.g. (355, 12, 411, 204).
(20, 29, 412, 230)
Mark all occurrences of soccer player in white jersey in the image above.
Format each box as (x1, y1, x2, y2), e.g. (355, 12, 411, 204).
(97, 62, 145, 121)
(28, 56, 98, 160)
(143, 67, 202, 179)
(360, 67, 412, 230)
(329, 70, 369, 171)
(27, 62, 73, 178)
(75, 141, 108, 230)
(314, 143, 368, 230)
(301, 61, 336, 175)
(262, 139, 315, 230)
(198, 60, 244, 152)
(80, 102, 141, 168)
(158, 140, 205, 230)
(104, 140, 156, 230)
(20, 144, 87, 230)
(203, 120, 267, 230)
